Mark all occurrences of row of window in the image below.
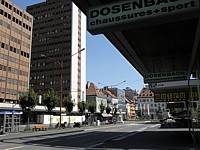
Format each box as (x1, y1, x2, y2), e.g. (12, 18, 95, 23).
(1, 42, 30, 59)
(33, 27, 71, 38)
(28, 3, 70, 14)
(138, 99, 153, 102)
(33, 9, 71, 22)
(0, 88, 18, 96)
(32, 40, 71, 48)
(138, 103, 165, 107)
(30, 66, 71, 73)
(33, 21, 70, 31)
(30, 80, 69, 86)
(0, 76, 28, 87)
(33, 33, 71, 43)
(1, 0, 32, 22)
(1, 31, 30, 49)
(0, 64, 28, 77)
(0, 19, 31, 40)
(0, 52, 29, 68)
(0, 9, 32, 31)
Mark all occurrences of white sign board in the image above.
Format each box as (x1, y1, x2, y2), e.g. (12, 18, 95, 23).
(37, 115, 85, 124)
(88, 0, 199, 30)
(144, 71, 187, 83)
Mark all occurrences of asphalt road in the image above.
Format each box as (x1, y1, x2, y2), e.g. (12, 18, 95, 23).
(0, 121, 199, 150)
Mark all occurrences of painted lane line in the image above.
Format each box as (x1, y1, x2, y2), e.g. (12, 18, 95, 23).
(112, 126, 148, 141)
(5, 146, 24, 150)
(112, 124, 160, 141)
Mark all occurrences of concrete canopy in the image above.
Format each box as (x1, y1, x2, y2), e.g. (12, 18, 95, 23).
(72, 0, 200, 83)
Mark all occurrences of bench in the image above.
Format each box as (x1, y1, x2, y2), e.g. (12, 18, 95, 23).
(32, 125, 47, 131)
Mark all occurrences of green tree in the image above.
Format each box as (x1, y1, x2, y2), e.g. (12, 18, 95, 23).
(99, 101, 106, 114)
(106, 105, 111, 114)
(99, 101, 106, 122)
(87, 101, 96, 124)
(78, 101, 87, 124)
(19, 88, 37, 130)
(43, 89, 58, 128)
(106, 105, 111, 122)
(78, 101, 87, 115)
(63, 95, 74, 126)
(88, 101, 96, 114)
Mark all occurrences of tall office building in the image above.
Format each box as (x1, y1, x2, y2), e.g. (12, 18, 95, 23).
(0, 0, 33, 104)
(27, 0, 86, 111)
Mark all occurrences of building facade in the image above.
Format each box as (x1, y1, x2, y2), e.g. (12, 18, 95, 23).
(0, 0, 33, 104)
(0, 0, 33, 133)
(27, 0, 86, 111)
(124, 87, 138, 120)
(108, 88, 126, 120)
(86, 82, 107, 113)
(137, 87, 167, 119)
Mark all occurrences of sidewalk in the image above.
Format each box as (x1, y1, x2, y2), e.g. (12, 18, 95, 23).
(0, 127, 85, 142)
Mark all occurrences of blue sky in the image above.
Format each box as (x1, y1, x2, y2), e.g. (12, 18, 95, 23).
(11, 0, 145, 92)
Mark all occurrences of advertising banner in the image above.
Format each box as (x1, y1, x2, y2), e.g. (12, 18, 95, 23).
(88, 0, 200, 30)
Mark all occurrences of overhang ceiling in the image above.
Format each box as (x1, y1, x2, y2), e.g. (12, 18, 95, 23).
(72, 0, 200, 84)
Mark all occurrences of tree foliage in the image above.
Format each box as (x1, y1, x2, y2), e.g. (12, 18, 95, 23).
(114, 107, 118, 115)
(99, 101, 106, 114)
(106, 105, 111, 114)
(78, 101, 87, 115)
(87, 101, 96, 114)
(19, 88, 37, 129)
(63, 95, 74, 115)
(43, 89, 58, 113)
(19, 88, 37, 111)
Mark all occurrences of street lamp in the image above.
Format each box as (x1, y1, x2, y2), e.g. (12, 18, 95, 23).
(98, 80, 126, 88)
(41, 48, 85, 128)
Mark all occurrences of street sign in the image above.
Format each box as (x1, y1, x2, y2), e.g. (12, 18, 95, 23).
(154, 91, 186, 102)
(87, 0, 200, 31)
(144, 71, 187, 83)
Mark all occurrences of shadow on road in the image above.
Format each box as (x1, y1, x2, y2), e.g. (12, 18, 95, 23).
(5, 130, 197, 149)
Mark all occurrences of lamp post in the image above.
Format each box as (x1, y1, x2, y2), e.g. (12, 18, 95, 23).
(41, 48, 85, 129)
(41, 54, 63, 128)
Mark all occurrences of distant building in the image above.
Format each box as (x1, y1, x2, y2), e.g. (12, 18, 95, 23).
(86, 82, 107, 113)
(108, 88, 126, 120)
(125, 97, 136, 120)
(137, 87, 167, 119)
(27, 0, 86, 111)
(124, 87, 138, 120)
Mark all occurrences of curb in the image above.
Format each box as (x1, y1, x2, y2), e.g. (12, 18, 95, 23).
(0, 129, 84, 142)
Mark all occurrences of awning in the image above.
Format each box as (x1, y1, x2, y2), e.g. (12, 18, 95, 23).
(0, 110, 22, 115)
(101, 114, 112, 117)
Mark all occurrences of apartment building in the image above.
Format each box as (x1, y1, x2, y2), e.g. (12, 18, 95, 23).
(108, 88, 126, 120)
(0, 0, 33, 104)
(137, 87, 167, 119)
(124, 87, 138, 120)
(27, 0, 86, 111)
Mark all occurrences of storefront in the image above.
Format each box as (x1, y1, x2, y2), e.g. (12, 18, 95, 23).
(0, 110, 22, 134)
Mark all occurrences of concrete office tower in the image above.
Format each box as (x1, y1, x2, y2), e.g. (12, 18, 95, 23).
(27, 0, 86, 112)
(0, 0, 33, 103)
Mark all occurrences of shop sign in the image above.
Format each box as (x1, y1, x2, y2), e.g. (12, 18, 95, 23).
(144, 71, 187, 83)
(154, 91, 186, 102)
(88, 0, 199, 30)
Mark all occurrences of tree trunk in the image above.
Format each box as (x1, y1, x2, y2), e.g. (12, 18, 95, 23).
(49, 111, 52, 129)
(26, 110, 30, 130)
